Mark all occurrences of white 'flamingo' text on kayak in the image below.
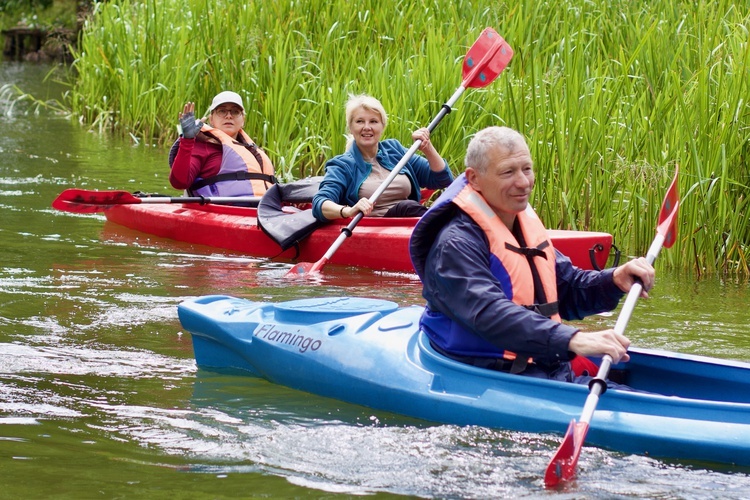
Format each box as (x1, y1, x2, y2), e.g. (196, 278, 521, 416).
(254, 324, 322, 353)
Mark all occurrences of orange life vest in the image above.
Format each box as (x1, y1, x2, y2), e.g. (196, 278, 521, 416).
(190, 125, 276, 197)
(452, 184, 561, 321)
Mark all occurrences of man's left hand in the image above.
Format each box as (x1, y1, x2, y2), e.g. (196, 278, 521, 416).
(613, 257, 655, 298)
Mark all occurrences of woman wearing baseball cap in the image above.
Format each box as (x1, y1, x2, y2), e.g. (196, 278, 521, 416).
(169, 91, 276, 200)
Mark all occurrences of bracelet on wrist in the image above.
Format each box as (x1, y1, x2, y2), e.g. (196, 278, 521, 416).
(340, 206, 347, 218)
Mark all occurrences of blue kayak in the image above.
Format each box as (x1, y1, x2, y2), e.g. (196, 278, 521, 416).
(178, 295, 750, 468)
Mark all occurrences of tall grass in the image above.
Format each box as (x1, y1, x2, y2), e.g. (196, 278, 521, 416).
(66, 0, 750, 276)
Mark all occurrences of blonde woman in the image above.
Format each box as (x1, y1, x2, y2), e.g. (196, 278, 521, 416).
(312, 94, 453, 221)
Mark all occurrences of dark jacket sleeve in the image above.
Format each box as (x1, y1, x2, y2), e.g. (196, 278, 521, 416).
(555, 252, 625, 320)
(421, 213, 622, 365)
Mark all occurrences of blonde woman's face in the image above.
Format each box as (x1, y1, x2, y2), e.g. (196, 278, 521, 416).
(349, 108, 384, 150)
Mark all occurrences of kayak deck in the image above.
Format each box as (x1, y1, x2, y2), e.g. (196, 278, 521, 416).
(179, 295, 750, 468)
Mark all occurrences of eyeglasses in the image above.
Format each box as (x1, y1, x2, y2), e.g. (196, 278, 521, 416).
(213, 107, 243, 117)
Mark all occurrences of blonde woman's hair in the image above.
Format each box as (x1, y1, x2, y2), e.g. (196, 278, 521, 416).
(344, 94, 388, 150)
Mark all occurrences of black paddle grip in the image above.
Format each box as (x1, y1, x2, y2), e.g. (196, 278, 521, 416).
(426, 104, 453, 133)
(588, 375, 608, 396)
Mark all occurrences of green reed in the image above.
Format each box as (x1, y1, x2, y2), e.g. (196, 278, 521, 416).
(65, 0, 750, 275)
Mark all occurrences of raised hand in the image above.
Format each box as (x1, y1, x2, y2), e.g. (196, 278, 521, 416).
(179, 102, 203, 139)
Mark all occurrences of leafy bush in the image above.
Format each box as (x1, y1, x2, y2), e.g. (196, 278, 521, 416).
(0, 0, 78, 30)
(1, 0, 54, 12)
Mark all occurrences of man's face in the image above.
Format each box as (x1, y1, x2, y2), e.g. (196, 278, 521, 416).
(466, 142, 535, 229)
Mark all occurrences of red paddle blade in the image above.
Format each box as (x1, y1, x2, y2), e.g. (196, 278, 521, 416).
(286, 262, 316, 277)
(657, 167, 680, 248)
(52, 189, 142, 213)
(285, 257, 327, 278)
(462, 27, 514, 88)
(657, 200, 679, 249)
(544, 420, 589, 488)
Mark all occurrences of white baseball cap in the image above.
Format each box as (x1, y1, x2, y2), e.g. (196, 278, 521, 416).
(209, 91, 244, 112)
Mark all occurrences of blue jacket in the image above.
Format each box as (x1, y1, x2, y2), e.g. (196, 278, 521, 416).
(410, 190, 625, 367)
(312, 139, 454, 222)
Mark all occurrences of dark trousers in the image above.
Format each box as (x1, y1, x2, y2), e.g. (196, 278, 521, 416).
(383, 200, 428, 217)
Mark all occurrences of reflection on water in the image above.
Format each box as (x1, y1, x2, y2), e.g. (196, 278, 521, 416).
(1, 63, 750, 498)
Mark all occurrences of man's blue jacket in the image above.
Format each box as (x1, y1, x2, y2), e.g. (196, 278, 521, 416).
(410, 202, 625, 367)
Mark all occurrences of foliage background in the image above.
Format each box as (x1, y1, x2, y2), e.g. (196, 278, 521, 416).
(0, 0, 78, 30)
(25, 0, 750, 274)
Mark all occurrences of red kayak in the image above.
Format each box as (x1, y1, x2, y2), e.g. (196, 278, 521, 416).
(101, 202, 615, 272)
(53, 185, 616, 272)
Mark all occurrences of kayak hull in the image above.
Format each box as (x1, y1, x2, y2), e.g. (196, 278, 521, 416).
(104, 203, 613, 272)
(179, 295, 750, 468)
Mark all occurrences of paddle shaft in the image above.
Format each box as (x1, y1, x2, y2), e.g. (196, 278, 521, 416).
(311, 88, 466, 270)
(52, 188, 262, 213)
(137, 196, 261, 205)
(577, 231, 667, 425)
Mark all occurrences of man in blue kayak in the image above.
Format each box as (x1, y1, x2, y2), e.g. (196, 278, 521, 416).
(409, 126, 654, 383)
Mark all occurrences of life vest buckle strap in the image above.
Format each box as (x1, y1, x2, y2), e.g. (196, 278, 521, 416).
(524, 301, 559, 318)
(240, 142, 266, 169)
(504, 241, 548, 259)
(190, 172, 278, 191)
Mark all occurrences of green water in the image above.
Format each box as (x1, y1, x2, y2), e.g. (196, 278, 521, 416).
(2, 62, 750, 499)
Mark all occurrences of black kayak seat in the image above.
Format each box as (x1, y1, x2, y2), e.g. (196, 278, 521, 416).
(257, 176, 325, 251)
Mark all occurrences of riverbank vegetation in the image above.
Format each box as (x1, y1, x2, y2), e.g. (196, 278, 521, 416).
(0, 0, 78, 31)
(0, 0, 83, 62)
(61, 0, 750, 275)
